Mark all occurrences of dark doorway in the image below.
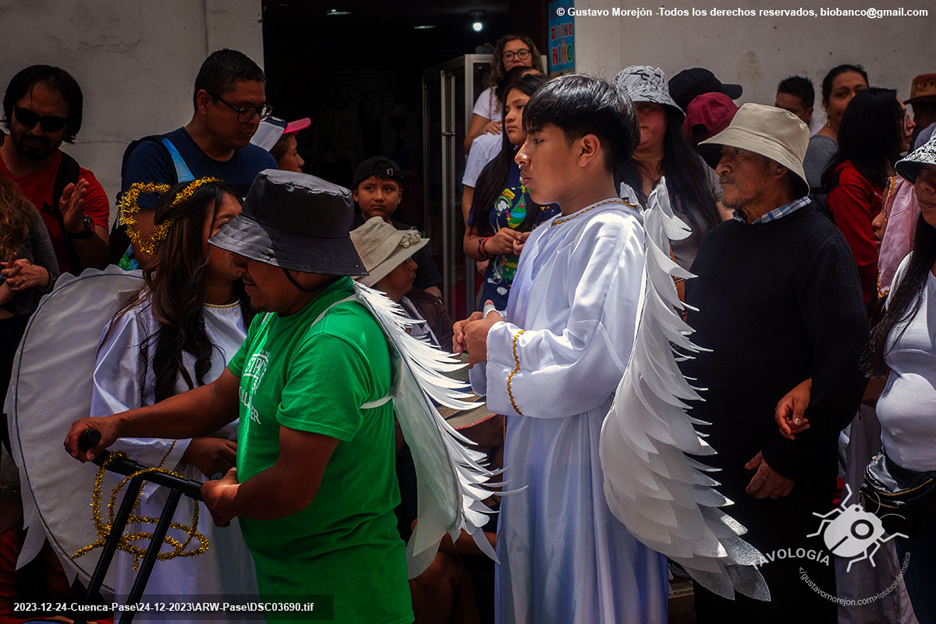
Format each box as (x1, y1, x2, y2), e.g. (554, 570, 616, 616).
(261, 1, 511, 231)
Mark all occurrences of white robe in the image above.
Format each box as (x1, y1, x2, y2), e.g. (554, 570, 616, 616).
(471, 199, 669, 624)
(90, 298, 257, 617)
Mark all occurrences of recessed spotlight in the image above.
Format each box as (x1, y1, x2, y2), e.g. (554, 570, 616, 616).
(326, 9, 351, 16)
(472, 21, 483, 32)
(414, 24, 436, 30)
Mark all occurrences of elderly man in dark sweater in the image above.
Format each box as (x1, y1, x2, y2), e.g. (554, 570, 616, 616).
(683, 104, 868, 623)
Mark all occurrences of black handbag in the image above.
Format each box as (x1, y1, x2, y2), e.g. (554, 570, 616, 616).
(859, 451, 936, 538)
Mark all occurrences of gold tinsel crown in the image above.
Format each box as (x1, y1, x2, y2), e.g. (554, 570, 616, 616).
(119, 177, 221, 257)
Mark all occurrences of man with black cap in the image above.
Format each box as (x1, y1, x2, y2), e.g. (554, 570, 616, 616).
(65, 170, 413, 624)
(682, 105, 867, 622)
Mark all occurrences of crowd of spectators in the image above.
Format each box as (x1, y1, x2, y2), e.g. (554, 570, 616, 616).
(2, 38, 936, 624)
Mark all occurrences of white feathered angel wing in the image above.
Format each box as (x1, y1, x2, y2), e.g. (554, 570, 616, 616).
(599, 179, 770, 601)
(353, 283, 499, 578)
(5, 266, 145, 596)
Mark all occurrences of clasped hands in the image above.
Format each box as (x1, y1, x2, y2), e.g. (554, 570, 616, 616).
(452, 300, 504, 367)
(1, 253, 51, 292)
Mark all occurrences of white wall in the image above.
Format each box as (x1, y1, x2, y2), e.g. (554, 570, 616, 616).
(573, 1, 936, 125)
(0, 0, 263, 217)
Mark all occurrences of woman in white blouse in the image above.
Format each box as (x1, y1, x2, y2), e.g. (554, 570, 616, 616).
(866, 136, 936, 623)
(463, 33, 543, 153)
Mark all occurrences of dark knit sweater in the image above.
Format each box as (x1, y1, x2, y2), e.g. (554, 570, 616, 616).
(680, 204, 868, 483)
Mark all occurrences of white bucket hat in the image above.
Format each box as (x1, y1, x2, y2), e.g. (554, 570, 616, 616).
(350, 217, 429, 287)
(700, 103, 810, 196)
(612, 65, 684, 119)
(896, 133, 936, 183)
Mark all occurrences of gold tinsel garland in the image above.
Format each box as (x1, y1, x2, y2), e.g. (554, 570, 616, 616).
(118, 177, 220, 257)
(71, 450, 209, 569)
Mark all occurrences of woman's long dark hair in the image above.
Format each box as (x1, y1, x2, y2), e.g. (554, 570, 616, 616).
(866, 213, 936, 376)
(823, 88, 903, 189)
(616, 106, 720, 232)
(470, 72, 548, 237)
(114, 180, 250, 402)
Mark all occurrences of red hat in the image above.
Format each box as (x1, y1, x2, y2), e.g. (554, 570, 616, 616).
(684, 93, 740, 145)
(250, 117, 311, 151)
(284, 117, 311, 135)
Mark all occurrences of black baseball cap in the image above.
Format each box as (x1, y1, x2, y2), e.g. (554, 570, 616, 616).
(669, 68, 743, 112)
(353, 156, 403, 189)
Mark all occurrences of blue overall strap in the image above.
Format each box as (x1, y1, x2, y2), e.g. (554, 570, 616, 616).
(161, 137, 195, 182)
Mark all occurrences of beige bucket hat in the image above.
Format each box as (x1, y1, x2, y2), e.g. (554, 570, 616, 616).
(700, 103, 810, 196)
(350, 216, 429, 287)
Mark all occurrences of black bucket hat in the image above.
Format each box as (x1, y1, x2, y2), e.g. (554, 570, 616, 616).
(209, 169, 367, 276)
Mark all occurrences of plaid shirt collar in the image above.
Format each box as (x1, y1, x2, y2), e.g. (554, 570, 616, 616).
(732, 196, 811, 224)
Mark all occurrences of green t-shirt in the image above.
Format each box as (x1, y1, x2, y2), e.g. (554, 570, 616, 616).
(227, 277, 412, 623)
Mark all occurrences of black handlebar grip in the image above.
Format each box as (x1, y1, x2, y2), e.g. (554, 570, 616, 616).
(78, 428, 102, 451)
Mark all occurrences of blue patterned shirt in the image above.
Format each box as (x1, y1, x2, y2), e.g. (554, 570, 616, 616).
(732, 196, 811, 224)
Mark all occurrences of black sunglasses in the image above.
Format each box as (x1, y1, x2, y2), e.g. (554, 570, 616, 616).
(14, 106, 69, 133)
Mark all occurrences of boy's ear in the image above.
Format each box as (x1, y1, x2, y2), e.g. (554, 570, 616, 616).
(352, 188, 359, 202)
(576, 134, 603, 168)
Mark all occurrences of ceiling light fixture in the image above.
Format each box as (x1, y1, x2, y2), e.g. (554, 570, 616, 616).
(470, 9, 485, 32)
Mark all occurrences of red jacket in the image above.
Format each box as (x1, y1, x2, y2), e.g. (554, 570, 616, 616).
(826, 160, 883, 304)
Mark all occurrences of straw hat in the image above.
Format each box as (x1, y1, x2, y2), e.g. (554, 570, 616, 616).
(700, 103, 810, 196)
(905, 73, 936, 105)
(350, 217, 429, 287)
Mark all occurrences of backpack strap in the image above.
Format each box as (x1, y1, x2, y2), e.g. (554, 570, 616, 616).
(111, 134, 195, 267)
(161, 137, 195, 183)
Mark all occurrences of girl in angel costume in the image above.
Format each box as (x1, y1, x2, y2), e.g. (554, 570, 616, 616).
(455, 75, 768, 623)
(90, 178, 258, 612)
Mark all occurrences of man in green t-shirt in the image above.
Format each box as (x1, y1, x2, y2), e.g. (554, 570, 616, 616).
(66, 170, 413, 623)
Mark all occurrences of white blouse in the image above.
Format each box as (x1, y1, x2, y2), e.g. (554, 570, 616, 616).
(877, 253, 936, 471)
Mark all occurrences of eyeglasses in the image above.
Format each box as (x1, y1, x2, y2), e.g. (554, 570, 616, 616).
(207, 92, 272, 123)
(502, 49, 531, 62)
(14, 106, 69, 133)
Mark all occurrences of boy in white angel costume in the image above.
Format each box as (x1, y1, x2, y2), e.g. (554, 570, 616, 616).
(454, 75, 669, 624)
